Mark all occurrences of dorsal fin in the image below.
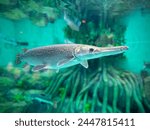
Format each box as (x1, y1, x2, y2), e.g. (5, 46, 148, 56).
(64, 39, 75, 44)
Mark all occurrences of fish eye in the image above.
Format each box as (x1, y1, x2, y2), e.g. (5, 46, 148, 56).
(89, 48, 94, 52)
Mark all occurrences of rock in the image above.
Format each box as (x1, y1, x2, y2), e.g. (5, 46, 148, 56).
(20, 0, 41, 12)
(0, 0, 17, 12)
(0, 0, 60, 26)
(31, 15, 48, 26)
(2, 8, 27, 20)
(29, 6, 59, 26)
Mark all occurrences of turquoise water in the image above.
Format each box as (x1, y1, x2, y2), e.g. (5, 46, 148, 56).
(0, 18, 66, 65)
(124, 10, 150, 73)
(0, 0, 150, 113)
(1, 10, 150, 72)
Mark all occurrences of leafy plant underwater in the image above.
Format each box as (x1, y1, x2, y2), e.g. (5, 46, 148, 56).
(45, 59, 146, 113)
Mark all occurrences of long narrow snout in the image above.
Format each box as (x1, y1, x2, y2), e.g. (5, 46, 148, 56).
(92, 46, 128, 58)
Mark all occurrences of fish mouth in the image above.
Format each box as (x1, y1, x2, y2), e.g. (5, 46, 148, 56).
(117, 46, 128, 51)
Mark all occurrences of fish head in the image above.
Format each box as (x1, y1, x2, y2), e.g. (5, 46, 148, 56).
(74, 45, 101, 59)
(75, 45, 128, 60)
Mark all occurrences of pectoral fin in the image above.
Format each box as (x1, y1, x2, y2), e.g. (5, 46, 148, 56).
(57, 57, 74, 67)
(80, 60, 88, 68)
(32, 64, 47, 72)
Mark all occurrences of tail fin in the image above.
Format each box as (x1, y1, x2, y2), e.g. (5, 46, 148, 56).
(15, 48, 27, 64)
(15, 54, 22, 64)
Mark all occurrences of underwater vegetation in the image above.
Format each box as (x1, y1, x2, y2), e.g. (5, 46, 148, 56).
(44, 59, 146, 113)
(0, 0, 60, 26)
(0, 63, 51, 112)
(0, 0, 150, 113)
(0, 58, 150, 113)
(141, 62, 150, 110)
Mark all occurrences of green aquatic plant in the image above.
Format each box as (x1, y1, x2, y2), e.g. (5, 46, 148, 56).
(6, 88, 25, 102)
(41, 58, 146, 113)
(64, 21, 126, 47)
(0, 58, 149, 113)
(63, 0, 128, 47)
(0, 65, 50, 112)
(0, 77, 15, 91)
(142, 76, 150, 110)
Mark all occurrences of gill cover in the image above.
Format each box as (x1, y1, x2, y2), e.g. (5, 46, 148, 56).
(75, 45, 96, 58)
(74, 46, 92, 68)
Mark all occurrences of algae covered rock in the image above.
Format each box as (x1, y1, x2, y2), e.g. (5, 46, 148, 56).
(0, 101, 27, 112)
(29, 12, 48, 26)
(6, 88, 24, 102)
(0, 0, 17, 12)
(0, 0, 60, 26)
(16, 73, 49, 90)
(2, 8, 27, 20)
(0, 76, 15, 90)
(19, 0, 41, 12)
(41, 6, 59, 23)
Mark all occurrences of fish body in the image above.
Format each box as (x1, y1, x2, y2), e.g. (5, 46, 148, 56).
(19, 44, 128, 72)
